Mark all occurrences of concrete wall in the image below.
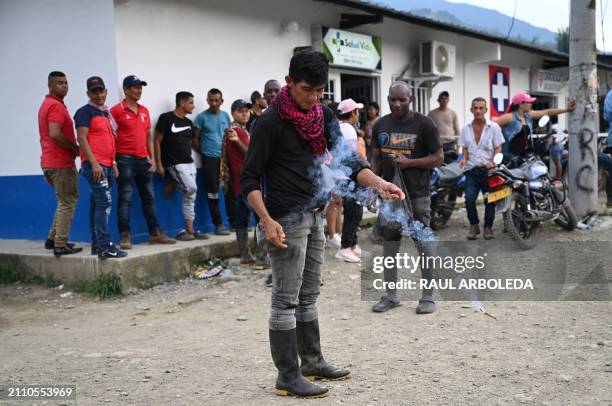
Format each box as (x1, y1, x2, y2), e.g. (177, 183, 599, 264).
(0, 0, 120, 177)
(0, 0, 122, 242)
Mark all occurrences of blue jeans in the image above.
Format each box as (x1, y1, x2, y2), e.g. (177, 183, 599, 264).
(464, 167, 495, 228)
(233, 194, 253, 230)
(81, 161, 114, 250)
(116, 155, 159, 234)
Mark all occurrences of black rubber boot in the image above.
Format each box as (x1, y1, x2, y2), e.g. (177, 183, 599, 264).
(296, 320, 351, 381)
(236, 228, 255, 266)
(269, 329, 329, 398)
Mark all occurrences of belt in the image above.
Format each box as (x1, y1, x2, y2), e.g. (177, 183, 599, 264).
(116, 154, 147, 160)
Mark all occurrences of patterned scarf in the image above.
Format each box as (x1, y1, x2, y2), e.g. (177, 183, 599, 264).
(274, 86, 326, 156)
(88, 101, 118, 135)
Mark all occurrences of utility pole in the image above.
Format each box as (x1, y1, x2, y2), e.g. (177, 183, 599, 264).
(568, 0, 598, 216)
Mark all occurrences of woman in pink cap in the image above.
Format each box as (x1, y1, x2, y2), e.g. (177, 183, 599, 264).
(494, 91, 575, 161)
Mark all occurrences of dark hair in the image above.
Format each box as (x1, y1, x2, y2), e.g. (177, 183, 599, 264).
(208, 88, 223, 98)
(509, 104, 520, 112)
(328, 102, 339, 113)
(289, 51, 328, 86)
(250, 90, 262, 104)
(438, 91, 449, 99)
(337, 111, 353, 120)
(367, 101, 380, 111)
(471, 97, 487, 107)
(176, 91, 194, 107)
(48, 71, 65, 82)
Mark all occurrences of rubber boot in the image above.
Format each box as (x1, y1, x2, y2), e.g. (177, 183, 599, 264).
(236, 228, 255, 267)
(269, 329, 329, 398)
(296, 320, 351, 381)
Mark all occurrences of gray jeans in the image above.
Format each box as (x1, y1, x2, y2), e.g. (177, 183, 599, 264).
(379, 195, 433, 300)
(267, 210, 325, 331)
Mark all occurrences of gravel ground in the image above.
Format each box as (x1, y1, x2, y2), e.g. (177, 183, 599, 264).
(1, 205, 611, 406)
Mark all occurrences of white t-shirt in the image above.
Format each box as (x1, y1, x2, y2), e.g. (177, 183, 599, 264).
(339, 122, 359, 152)
(551, 123, 566, 143)
(339, 122, 358, 141)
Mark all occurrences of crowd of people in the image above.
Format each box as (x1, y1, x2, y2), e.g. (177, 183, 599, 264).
(38, 68, 612, 263)
(38, 72, 280, 263)
(38, 50, 612, 398)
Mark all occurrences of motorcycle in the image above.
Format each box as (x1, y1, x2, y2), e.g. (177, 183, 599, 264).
(430, 160, 465, 230)
(487, 150, 577, 250)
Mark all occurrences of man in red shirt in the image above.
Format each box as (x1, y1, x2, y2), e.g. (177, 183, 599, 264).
(110, 75, 174, 249)
(38, 71, 82, 257)
(222, 100, 261, 267)
(75, 76, 127, 260)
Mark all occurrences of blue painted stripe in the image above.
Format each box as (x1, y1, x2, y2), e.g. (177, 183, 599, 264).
(0, 170, 237, 244)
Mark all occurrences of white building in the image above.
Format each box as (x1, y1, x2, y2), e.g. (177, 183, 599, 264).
(2, 0, 611, 241)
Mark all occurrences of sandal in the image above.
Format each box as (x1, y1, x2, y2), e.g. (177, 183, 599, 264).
(176, 230, 195, 241)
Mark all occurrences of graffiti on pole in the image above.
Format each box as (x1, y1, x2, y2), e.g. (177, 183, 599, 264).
(575, 128, 596, 193)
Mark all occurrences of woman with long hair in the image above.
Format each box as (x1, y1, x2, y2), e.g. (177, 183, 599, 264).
(494, 92, 574, 161)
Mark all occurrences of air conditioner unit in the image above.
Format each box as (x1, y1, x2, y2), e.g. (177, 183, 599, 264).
(420, 41, 456, 78)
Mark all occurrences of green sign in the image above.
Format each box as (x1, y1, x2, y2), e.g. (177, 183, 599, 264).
(313, 26, 382, 71)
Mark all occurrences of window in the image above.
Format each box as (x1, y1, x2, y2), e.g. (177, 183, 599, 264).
(322, 79, 335, 101)
(401, 79, 430, 115)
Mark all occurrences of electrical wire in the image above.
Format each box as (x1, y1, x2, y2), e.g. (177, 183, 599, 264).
(504, 0, 518, 40)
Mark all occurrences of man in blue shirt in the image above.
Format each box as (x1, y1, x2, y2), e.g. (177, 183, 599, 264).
(194, 88, 231, 235)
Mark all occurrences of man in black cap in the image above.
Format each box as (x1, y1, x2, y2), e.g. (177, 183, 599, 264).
(110, 75, 175, 248)
(223, 99, 257, 266)
(75, 77, 127, 259)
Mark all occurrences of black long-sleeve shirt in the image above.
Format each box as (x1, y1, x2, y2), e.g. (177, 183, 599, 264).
(240, 105, 368, 219)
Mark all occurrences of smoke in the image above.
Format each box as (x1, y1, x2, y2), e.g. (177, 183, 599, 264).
(377, 199, 435, 242)
(307, 117, 435, 243)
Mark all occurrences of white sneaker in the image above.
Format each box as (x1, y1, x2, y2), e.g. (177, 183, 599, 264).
(327, 234, 341, 249)
(352, 245, 362, 257)
(335, 248, 361, 263)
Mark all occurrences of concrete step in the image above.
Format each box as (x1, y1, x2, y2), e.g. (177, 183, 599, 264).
(0, 235, 239, 290)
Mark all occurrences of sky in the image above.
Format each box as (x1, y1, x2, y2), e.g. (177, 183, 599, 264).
(445, 0, 611, 53)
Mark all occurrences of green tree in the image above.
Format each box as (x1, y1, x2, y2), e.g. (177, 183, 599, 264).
(557, 27, 570, 53)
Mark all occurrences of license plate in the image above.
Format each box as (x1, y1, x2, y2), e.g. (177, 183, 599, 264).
(487, 187, 511, 203)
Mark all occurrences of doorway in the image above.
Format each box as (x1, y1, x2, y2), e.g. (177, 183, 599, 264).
(340, 73, 379, 127)
(340, 73, 376, 105)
